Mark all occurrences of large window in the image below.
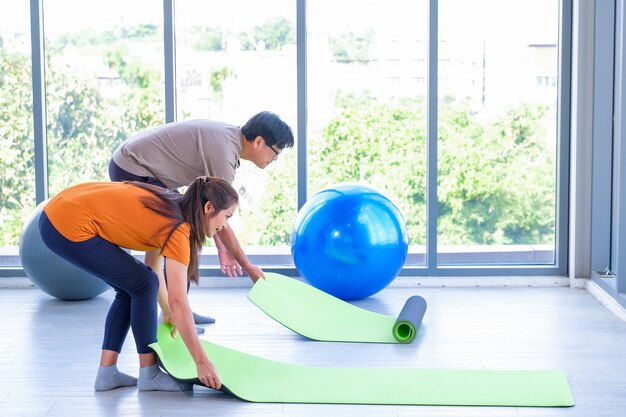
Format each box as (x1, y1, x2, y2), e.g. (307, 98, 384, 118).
(1, 0, 569, 277)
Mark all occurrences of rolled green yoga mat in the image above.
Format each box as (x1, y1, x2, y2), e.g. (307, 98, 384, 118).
(393, 295, 427, 342)
(248, 273, 427, 343)
(150, 324, 575, 406)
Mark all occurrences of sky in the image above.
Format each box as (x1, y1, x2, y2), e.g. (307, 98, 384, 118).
(2, 0, 557, 43)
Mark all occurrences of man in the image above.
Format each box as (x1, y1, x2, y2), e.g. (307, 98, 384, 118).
(109, 111, 295, 331)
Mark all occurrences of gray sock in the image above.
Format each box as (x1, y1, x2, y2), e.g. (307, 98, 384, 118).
(138, 364, 193, 392)
(94, 365, 137, 391)
(193, 311, 216, 324)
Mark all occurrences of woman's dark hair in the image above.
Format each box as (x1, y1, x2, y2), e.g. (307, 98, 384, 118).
(241, 111, 295, 149)
(129, 177, 239, 284)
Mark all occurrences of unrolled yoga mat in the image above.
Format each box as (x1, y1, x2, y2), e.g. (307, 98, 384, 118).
(150, 324, 575, 406)
(248, 272, 426, 343)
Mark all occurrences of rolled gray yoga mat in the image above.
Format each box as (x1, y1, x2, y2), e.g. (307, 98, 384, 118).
(393, 295, 427, 343)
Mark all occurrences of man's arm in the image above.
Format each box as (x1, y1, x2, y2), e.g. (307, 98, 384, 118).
(213, 233, 243, 277)
(215, 226, 264, 282)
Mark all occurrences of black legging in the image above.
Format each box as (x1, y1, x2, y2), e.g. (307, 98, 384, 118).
(39, 213, 159, 354)
(108, 159, 169, 189)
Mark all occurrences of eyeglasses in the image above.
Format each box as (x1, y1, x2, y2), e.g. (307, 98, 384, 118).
(265, 141, 282, 160)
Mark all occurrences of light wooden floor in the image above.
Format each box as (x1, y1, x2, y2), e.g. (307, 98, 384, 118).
(1, 282, 625, 417)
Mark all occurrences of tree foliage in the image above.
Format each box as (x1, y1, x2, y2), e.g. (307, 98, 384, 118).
(253, 96, 556, 247)
(331, 28, 376, 62)
(53, 24, 160, 50)
(0, 49, 35, 244)
(209, 66, 235, 101)
(239, 16, 295, 51)
(0, 40, 162, 245)
(193, 27, 224, 52)
(1, 22, 556, 250)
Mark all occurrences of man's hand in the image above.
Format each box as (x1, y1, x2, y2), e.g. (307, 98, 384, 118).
(217, 246, 243, 277)
(244, 264, 265, 283)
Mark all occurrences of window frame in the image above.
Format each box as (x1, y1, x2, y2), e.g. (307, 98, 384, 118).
(0, 0, 572, 278)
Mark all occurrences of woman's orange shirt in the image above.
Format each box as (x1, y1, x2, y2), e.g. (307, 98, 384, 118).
(43, 182, 191, 266)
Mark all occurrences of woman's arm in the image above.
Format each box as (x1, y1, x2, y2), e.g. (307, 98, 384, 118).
(165, 258, 221, 390)
(144, 250, 170, 318)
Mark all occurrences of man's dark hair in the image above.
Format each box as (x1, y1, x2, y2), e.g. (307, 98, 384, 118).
(242, 111, 295, 149)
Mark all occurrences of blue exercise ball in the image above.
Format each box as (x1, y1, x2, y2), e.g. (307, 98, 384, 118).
(291, 184, 408, 300)
(19, 201, 110, 301)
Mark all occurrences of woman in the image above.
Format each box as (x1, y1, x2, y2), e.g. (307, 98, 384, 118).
(39, 176, 237, 391)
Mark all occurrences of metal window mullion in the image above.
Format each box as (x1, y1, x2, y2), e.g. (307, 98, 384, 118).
(164, 0, 176, 123)
(555, 0, 573, 275)
(426, 0, 438, 273)
(30, 0, 47, 203)
(297, 0, 308, 209)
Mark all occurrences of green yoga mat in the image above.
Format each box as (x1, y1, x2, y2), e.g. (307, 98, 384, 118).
(248, 272, 426, 343)
(149, 324, 574, 406)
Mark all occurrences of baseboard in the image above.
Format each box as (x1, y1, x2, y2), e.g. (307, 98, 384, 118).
(0, 275, 572, 290)
(0, 277, 35, 289)
(586, 280, 626, 322)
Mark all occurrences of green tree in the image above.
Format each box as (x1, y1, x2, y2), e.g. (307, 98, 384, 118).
(331, 28, 375, 62)
(44, 47, 163, 195)
(239, 16, 295, 51)
(1, 22, 557, 251)
(103, 46, 164, 129)
(209, 66, 235, 101)
(53, 24, 160, 50)
(0, 49, 36, 245)
(437, 100, 554, 245)
(125, 24, 160, 40)
(193, 27, 224, 52)
(255, 96, 555, 247)
(0, 29, 163, 246)
(254, 151, 298, 246)
(310, 101, 428, 245)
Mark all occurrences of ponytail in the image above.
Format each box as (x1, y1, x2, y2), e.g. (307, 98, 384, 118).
(180, 176, 239, 284)
(129, 177, 238, 284)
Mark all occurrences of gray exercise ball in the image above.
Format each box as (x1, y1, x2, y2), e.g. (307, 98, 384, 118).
(19, 201, 110, 301)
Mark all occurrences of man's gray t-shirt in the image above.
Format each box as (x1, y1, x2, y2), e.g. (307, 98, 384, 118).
(112, 119, 243, 189)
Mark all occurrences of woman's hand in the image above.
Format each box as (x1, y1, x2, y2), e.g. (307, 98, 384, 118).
(197, 361, 222, 390)
(163, 314, 178, 337)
